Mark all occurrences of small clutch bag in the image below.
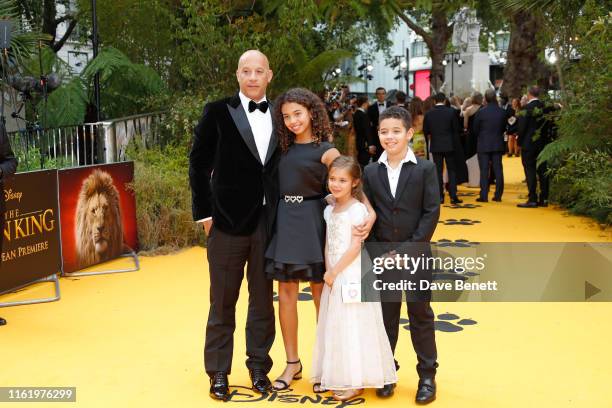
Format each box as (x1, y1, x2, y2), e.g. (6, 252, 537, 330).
(341, 282, 361, 303)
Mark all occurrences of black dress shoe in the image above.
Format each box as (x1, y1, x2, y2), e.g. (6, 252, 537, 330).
(249, 368, 272, 393)
(209, 372, 230, 401)
(415, 378, 436, 404)
(0, 317, 6, 326)
(450, 198, 463, 204)
(492, 197, 502, 202)
(517, 201, 538, 208)
(476, 197, 488, 202)
(376, 383, 396, 398)
(538, 200, 548, 207)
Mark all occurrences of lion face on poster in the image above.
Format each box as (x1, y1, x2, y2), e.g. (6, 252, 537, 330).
(75, 170, 124, 268)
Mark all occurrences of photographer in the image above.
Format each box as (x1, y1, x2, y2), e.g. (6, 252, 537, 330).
(0, 121, 18, 327)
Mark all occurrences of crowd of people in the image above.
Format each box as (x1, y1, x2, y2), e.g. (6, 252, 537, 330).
(327, 84, 559, 207)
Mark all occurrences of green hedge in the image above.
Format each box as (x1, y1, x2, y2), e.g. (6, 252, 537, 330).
(550, 150, 612, 225)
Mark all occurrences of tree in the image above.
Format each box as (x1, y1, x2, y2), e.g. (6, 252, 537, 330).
(16, 0, 80, 53)
(170, 0, 375, 97)
(0, 0, 50, 64)
(500, 10, 547, 98)
(76, 0, 175, 78)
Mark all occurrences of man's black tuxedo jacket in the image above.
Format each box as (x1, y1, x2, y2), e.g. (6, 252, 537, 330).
(423, 105, 460, 153)
(366, 101, 391, 149)
(189, 93, 280, 236)
(473, 104, 508, 153)
(362, 157, 440, 244)
(353, 109, 371, 153)
(517, 99, 545, 151)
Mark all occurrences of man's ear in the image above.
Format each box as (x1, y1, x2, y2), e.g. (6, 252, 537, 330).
(267, 69, 273, 83)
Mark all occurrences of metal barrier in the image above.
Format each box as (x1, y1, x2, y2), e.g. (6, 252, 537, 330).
(8, 111, 165, 170)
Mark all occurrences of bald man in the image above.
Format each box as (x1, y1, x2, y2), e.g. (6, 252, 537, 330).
(189, 50, 278, 400)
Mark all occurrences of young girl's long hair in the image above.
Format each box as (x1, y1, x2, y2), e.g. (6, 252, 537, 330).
(273, 88, 332, 153)
(329, 155, 364, 201)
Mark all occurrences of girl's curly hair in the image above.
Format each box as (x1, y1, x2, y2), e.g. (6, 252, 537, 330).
(273, 88, 332, 153)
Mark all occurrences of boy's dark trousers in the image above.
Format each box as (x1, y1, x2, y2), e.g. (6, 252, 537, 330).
(379, 263, 438, 379)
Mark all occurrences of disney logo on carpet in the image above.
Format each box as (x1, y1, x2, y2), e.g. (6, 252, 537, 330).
(226, 386, 364, 406)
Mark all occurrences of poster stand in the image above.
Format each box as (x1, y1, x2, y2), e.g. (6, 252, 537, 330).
(0, 274, 61, 308)
(63, 251, 140, 277)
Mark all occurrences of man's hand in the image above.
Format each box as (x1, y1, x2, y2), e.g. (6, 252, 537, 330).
(203, 219, 213, 236)
(323, 271, 336, 287)
(352, 210, 375, 241)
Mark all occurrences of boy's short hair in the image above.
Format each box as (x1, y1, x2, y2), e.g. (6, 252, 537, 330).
(379, 106, 413, 130)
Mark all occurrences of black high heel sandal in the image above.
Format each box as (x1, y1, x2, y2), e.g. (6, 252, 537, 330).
(272, 360, 302, 391)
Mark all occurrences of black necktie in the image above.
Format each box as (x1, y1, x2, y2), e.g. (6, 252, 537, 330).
(379, 103, 384, 107)
(249, 100, 269, 113)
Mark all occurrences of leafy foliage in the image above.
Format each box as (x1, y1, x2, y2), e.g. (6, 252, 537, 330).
(537, 1, 611, 224)
(126, 141, 204, 253)
(0, 0, 50, 65)
(550, 150, 611, 224)
(36, 46, 166, 126)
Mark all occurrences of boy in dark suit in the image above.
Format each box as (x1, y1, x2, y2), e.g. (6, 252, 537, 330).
(363, 106, 440, 404)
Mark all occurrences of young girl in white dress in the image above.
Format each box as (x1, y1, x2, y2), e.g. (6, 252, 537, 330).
(310, 155, 397, 401)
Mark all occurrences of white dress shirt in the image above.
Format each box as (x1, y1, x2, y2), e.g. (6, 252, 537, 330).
(378, 148, 417, 198)
(377, 102, 387, 114)
(238, 91, 272, 164)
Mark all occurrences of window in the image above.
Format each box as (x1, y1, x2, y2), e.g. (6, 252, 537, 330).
(495, 33, 510, 52)
(411, 41, 429, 58)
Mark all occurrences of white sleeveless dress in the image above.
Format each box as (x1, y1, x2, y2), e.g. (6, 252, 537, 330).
(310, 201, 397, 390)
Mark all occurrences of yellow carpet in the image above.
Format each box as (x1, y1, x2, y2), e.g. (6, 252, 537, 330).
(1, 156, 611, 408)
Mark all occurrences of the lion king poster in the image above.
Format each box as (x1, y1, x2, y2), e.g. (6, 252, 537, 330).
(59, 162, 138, 274)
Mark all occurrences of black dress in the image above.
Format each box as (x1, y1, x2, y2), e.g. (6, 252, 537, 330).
(265, 141, 334, 282)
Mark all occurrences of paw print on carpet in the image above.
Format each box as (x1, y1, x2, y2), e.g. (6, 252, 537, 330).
(273, 287, 313, 302)
(401, 313, 477, 333)
(432, 239, 480, 248)
(439, 218, 481, 226)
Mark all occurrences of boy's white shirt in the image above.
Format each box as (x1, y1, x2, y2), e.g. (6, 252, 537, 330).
(378, 147, 417, 198)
